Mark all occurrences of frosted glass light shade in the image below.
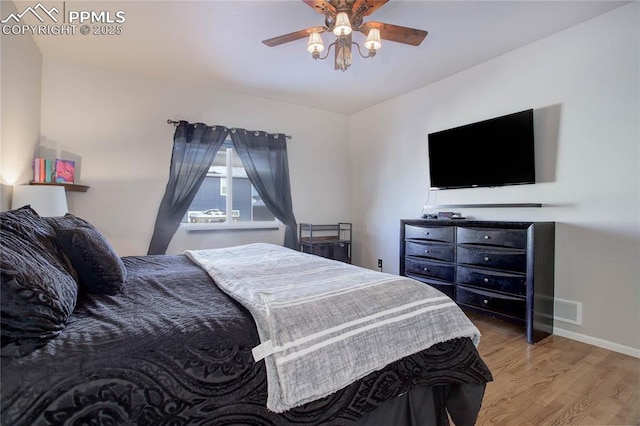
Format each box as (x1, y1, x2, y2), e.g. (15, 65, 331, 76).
(333, 12, 352, 36)
(364, 28, 382, 50)
(11, 185, 68, 217)
(307, 32, 324, 53)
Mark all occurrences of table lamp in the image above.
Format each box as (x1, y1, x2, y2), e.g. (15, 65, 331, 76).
(11, 185, 68, 217)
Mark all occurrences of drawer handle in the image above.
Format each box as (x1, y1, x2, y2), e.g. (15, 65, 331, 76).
(483, 299, 489, 305)
(484, 256, 491, 262)
(423, 231, 430, 235)
(483, 277, 489, 283)
(484, 235, 490, 240)
(423, 267, 429, 272)
(424, 249, 430, 254)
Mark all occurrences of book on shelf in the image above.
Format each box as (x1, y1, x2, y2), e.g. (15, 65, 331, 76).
(32, 158, 40, 182)
(32, 158, 76, 184)
(44, 159, 54, 182)
(32, 158, 48, 182)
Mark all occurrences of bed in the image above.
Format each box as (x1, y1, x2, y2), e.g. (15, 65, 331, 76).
(1, 206, 492, 425)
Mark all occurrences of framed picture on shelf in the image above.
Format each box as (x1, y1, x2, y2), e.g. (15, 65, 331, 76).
(54, 159, 75, 184)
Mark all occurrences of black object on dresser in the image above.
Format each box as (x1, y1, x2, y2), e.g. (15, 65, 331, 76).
(300, 223, 352, 263)
(400, 219, 555, 343)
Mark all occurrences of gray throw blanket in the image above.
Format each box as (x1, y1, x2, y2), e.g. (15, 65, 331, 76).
(185, 243, 480, 413)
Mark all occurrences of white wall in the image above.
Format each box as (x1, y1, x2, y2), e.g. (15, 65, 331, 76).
(350, 3, 639, 353)
(39, 58, 351, 256)
(0, 0, 42, 209)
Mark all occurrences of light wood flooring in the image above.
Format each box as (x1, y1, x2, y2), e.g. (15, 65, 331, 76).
(466, 311, 640, 426)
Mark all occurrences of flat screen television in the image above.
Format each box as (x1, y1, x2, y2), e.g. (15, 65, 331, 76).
(427, 109, 535, 190)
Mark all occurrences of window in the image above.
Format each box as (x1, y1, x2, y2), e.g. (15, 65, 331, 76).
(182, 140, 277, 228)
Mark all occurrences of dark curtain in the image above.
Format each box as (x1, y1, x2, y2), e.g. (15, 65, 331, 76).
(230, 129, 299, 250)
(147, 121, 228, 255)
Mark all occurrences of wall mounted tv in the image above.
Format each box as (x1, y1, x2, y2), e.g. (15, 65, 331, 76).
(427, 109, 535, 190)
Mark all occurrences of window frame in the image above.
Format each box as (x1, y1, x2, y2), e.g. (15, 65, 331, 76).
(180, 142, 281, 232)
(181, 220, 281, 232)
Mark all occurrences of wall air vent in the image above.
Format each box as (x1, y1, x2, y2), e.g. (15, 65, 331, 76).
(554, 298, 582, 325)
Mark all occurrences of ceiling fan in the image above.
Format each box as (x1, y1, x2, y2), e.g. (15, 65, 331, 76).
(262, 0, 428, 71)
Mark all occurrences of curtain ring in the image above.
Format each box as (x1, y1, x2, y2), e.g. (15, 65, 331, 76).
(255, 131, 260, 136)
(274, 134, 279, 139)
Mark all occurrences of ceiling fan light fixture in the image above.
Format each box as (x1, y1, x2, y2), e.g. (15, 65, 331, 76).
(364, 28, 382, 51)
(261, 1, 428, 72)
(307, 32, 325, 55)
(333, 12, 352, 36)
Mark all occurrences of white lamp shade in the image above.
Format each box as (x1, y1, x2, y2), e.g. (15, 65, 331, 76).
(307, 32, 324, 53)
(364, 28, 382, 50)
(11, 185, 68, 217)
(333, 12, 352, 36)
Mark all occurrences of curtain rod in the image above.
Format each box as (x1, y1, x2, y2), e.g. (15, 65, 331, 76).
(167, 119, 291, 139)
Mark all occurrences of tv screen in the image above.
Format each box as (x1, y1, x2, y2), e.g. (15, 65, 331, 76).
(427, 109, 535, 190)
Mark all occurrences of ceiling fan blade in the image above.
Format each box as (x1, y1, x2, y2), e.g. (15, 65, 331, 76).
(359, 21, 428, 46)
(262, 26, 327, 47)
(352, 0, 389, 17)
(302, 0, 336, 17)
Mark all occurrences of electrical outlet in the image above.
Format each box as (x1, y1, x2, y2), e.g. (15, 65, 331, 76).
(378, 259, 383, 268)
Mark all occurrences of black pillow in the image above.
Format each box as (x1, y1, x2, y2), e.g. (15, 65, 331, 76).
(47, 214, 126, 295)
(1, 206, 79, 356)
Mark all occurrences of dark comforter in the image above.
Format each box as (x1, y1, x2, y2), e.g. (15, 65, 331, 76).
(1, 254, 492, 425)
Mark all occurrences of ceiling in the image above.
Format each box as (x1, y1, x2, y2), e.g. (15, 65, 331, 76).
(24, 0, 628, 115)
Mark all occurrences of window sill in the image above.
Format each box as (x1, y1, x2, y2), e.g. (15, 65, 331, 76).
(181, 221, 281, 232)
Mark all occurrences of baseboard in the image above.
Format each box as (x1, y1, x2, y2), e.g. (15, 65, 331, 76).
(553, 327, 640, 359)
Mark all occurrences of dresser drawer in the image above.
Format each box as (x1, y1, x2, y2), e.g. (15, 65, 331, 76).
(456, 286, 525, 320)
(457, 227, 526, 249)
(404, 258, 454, 282)
(405, 225, 454, 243)
(457, 246, 526, 272)
(405, 241, 454, 262)
(456, 266, 527, 296)
(407, 274, 455, 300)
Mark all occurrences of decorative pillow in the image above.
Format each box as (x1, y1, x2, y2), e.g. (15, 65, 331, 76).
(1, 206, 79, 356)
(47, 214, 126, 295)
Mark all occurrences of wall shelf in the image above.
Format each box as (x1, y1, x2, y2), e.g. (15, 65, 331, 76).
(427, 203, 542, 208)
(30, 181, 89, 192)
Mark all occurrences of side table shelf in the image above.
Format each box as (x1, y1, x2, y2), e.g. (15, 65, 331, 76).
(30, 181, 89, 192)
(300, 223, 352, 264)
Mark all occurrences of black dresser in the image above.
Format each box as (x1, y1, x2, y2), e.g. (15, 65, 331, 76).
(400, 219, 555, 343)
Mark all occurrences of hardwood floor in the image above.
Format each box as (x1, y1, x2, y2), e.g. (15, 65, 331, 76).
(466, 311, 640, 426)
